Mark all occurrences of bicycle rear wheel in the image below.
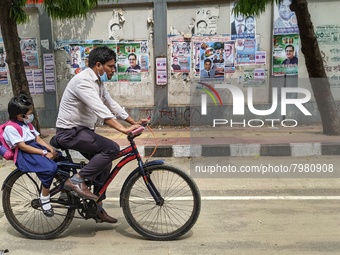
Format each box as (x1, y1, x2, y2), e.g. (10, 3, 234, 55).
(2, 170, 75, 239)
(121, 164, 201, 240)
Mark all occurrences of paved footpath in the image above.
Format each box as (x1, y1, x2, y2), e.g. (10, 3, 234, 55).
(40, 125, 340, 158)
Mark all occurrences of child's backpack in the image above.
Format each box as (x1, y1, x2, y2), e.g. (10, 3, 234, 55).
(0, 120, 34, 163)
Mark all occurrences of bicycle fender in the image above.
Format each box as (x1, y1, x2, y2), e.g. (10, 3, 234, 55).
(119, 159, 165, 207)
(1, 169, 20, 191)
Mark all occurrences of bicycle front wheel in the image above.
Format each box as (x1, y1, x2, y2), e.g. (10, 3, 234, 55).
(2, 170, 75, 239)
(121, 164, 201, 240)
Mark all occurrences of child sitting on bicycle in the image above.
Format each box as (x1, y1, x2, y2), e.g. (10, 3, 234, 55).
(4, 94, 58, 217)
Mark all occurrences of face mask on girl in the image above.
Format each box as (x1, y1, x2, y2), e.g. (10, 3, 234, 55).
(24, 114, 34, 124)
(99, 66, 109, 82)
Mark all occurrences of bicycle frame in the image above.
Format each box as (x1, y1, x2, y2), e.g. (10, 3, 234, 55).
(47, 134, 164, 206)
(97, 136, 163, 205)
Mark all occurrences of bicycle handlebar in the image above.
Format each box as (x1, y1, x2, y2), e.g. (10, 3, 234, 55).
(128, 126, 145, 137)
(128, 117, 150, 137)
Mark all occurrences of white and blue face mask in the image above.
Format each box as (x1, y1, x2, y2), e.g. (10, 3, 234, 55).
(99, 66, 109, 82)
(24, 114, 34, 124)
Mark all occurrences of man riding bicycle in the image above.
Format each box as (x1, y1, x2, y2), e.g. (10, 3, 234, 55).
(56, 46, 146, 223)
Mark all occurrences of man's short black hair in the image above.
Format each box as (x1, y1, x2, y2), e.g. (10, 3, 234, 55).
(128, 53, 137, 60)
(285, 44, 294, 51)
(204, 58, 212, 64)
(88, 46, 116, 68)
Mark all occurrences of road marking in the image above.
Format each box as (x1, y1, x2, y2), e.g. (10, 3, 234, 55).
(200, 196, 340, 200)
(106, 196, 340, 202)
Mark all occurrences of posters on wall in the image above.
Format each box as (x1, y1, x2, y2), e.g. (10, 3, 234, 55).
(230, 1, 256, 40)
(224, 41, 235, 73)
(194, 7, 219, 35)
(316, 25, 340, 45)
(56, 39, 150, 83)
(243, 68, 267, 86)
(273, 0, 299, 35)
(43, 54, 56, 92)
(255, 51, 266, 65)
(156, 57, 167, 85)
(26, 69, 44, 94)
(272, 34, 299, 76)
(117, 42, 142, 82)
(171, 41, 191, 73)
(20, 38, 39, 69)
(1, 38, 40, 86)
(235, 39, 256, 65)
(316, 25, 340, 87)
(199, 41, 225, 80)
(187, 34, 266, 86)
(272, 0, 300, 76)
(191, 35, 232, 80)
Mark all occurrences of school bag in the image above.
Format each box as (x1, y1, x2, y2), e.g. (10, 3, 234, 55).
(0, 120, 34, 163)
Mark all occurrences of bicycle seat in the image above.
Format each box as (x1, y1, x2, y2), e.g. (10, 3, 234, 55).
(50, 135, 68, 150)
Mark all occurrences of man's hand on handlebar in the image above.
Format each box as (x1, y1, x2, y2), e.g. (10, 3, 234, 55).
(124, 124, 141, 135)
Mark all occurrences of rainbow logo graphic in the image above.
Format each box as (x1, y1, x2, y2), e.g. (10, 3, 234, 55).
(197, 82, 223, 115)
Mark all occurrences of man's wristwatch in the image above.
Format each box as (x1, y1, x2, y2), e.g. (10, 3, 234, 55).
(42, 150, 48, 156)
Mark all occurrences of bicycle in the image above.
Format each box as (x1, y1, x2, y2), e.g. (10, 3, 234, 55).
(1, 125, 201, 240)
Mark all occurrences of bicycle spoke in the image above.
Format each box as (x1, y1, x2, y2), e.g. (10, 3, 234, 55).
(2, 170, 75, 239)
(122, 164, 201, 240)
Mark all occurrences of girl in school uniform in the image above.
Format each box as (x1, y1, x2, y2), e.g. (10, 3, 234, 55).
(4, 94, 58, 217)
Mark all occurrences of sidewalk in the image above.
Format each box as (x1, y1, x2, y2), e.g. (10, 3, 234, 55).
(41, 125, 340, 158)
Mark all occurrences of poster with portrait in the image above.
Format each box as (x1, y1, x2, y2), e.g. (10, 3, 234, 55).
(108, 10, 124, 40)
(235, 39, 256, 65)
(273, 0, 299, 35)
(199, 41, 225, 80)
(139, 41, 149, 72)
(68, 45, 83, 75)
(20, 38, 39, 69)
(193, 42, 202, 76)
(171, 41, 191, 73)
(230, 1, 256, 40)
(224, 41, 235, 73)
(117, 42, 142, 82)
(272, 34, 299, 76)
(194, 7, 219, 35)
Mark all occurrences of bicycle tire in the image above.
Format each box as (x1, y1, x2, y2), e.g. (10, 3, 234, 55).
(121, 164, 201, 240)
(2, 170, 75, 239)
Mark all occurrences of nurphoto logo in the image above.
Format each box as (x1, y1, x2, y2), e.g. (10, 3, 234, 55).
(197, 83, 312, 128)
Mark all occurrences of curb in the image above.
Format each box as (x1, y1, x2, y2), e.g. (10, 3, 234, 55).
(67, 142, 340, 159)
